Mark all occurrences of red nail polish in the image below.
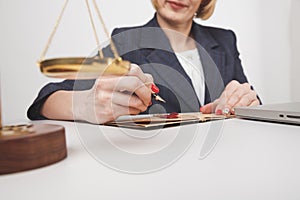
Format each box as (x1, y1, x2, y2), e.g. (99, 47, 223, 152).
(216, 109, 222, 115)
(151, 84, 160, 94)
(200, 107, 203, 112)
(149, 101, 152, 106)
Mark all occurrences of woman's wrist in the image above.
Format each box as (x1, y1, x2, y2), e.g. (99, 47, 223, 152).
(41, 90, 75, 121)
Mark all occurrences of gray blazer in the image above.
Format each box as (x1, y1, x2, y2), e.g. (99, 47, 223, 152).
(27, 14, 253, 120)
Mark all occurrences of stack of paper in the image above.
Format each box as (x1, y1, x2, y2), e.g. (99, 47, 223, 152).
(105, 112, 231, 129)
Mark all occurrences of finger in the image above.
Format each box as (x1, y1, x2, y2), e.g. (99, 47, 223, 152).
(96, 76, 151, 106)
(214, 104, 227, 115)
(95, 64, 153, 88)
(127, 64, 153, 84)
(128, 65, 154, 91)
(200, 102, 213, 114)
(200, 99, 219, 114)
(221, 80, 241, 101)
(226, 83, 251, 108)
(129, 67, 155, 93)
(216, 82, 251, 115)
(97, 104, 142, 124)
(145, 73, 154, 87)
(111, 104, 142, 119)
(112, 91, 149, 112)
(211, 81, 239, 114)
(233, 90, 258, 107)
(92, 91, 143, 124)
(249, 99, 260, 106)
(117, 76, 152, 106)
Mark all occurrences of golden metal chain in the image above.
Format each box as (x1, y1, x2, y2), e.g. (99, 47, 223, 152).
(39, 0, 69, 61)
(92, 0, 119, 58)
(85, 0, 104, 58)
(39, 0, 120, 61)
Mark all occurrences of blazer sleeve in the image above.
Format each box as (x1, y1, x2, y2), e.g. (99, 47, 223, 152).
(228, 30, 262, 104)
(229, 30, 248, 83)
(27, 79, 95, 120)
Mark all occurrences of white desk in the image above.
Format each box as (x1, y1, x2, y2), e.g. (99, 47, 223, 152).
(1, 119, 300, 200)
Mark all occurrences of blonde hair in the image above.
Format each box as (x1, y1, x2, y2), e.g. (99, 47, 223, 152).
(151, 0, 216, 20)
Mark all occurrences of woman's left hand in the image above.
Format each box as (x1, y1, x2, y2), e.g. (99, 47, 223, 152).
(200, 80, 260, 115)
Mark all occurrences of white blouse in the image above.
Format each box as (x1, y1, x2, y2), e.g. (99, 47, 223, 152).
(175, 49, 205, 105)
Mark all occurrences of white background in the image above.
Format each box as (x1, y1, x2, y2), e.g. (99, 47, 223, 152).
(0, 0, 299, 124)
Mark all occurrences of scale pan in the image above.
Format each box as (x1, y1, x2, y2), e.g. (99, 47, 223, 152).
(38, 56, 131, 79)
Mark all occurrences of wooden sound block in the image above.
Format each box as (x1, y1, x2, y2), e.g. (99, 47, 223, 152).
(0, 124, 67, 175)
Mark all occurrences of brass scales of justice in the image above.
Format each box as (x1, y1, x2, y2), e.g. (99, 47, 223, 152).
(0, 0, 131, 174)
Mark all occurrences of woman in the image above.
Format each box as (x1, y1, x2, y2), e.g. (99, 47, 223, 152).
(27, 0, 260, 124)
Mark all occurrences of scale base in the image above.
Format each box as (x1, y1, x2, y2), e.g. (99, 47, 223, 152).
(0, 124, 67, 175)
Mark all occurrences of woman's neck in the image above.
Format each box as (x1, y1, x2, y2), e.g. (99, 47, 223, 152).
(156, 14, 196, 52)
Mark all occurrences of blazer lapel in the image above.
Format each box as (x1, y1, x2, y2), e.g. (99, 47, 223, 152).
(137, 19, 200, 112)
(192, 23, 226, 103)
(141, 47, 201, 112)
(192, 22, 226, 74)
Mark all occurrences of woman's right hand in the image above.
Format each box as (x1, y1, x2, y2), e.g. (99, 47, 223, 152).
(73, 64, 154, 124)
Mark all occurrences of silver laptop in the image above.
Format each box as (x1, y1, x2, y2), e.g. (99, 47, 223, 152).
(235, 102, 300, 125)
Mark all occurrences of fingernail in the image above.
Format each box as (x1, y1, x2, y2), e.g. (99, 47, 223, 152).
(216, 109, 222, 115)
(148, 101, 152, 106)
(151, 84, 160, 94)
(231, 108, 235, 114)
(200, 107, 203, 112)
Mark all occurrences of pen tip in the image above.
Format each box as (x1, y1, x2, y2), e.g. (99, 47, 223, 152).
(155, 95, 166, 103)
